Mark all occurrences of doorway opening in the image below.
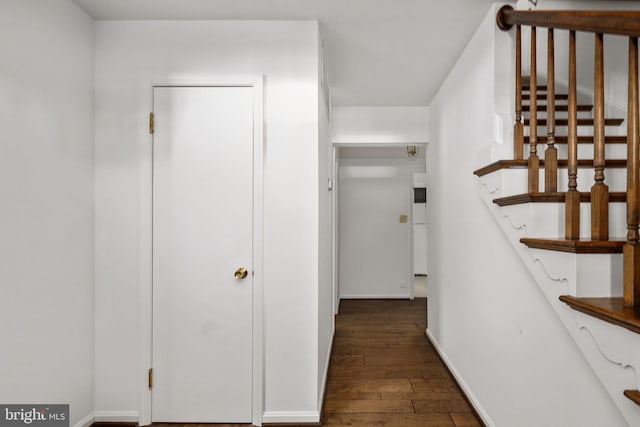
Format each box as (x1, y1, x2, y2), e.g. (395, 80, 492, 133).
(333, 144, 427, 307)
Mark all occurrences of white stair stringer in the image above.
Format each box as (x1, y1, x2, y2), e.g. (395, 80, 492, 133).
(500, 203, 626, 245)
(478, 169, 640, 427)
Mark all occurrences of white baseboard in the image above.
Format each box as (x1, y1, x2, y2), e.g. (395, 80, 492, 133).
(93, 411, 139, 423)
(262, 411, 320, 424)
(425, 329, 495, 427)
(340, 294, 409, 299)
(73, 413, 95, 427)
(317, 324, 335, 413)
(72, 411, 139, 427)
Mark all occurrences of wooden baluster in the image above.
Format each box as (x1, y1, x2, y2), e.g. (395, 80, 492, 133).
(624, 36, 640, 308)
(529, 26, 539, 193)
(591, 33, 609, 240)
(514, 25, 524, 160)
(545, 28, 558, 192)
(566, 30, 580, 240)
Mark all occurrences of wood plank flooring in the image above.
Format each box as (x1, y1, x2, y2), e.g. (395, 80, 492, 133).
(150, 299, 482, 427)
(322, 299, 482, 427)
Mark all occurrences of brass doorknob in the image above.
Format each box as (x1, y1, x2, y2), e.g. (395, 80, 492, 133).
(234, 267, 248, 279)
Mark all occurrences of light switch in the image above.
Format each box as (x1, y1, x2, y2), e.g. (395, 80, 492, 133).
(399, 215, 408, 223)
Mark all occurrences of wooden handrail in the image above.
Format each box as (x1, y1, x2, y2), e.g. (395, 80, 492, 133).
(497, 6, 640, 37)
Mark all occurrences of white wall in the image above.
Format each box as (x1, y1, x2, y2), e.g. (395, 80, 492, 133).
(332, 106, 430, 144)
(331, 106, 429, 301)
(427, 4, 627, 426)
(518, 0, 640, 11)
(0, 1, 95, 425)
(338, 150, 425, 299)
(94, 20, 324, 422)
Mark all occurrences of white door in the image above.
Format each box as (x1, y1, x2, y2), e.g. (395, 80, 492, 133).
(152, 86, 254, 422)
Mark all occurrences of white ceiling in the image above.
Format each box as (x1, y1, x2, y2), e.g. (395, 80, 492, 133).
(72, 0, 496, 106)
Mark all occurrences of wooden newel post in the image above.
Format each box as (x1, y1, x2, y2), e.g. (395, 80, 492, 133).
(565, 31, 580, 239)
(624, 36, 640, 308)
(528, 27, 539, 193)
(514, 25, 524, 160)
(545, 28, 558, 192)
(591, 33, 609, 240)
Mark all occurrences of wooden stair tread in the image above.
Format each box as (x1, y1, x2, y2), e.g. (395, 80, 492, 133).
(524, 118, 624, 126)
(523, 104, 592, 112)
(523, 93, 568, 100)
(473, 159, 627, 177)
(521, 238, 626, 253)
(494, 192, 626, 207)
(524, 136, 627, 144)
(559, 296, 640, 334)
(624, 390, 640, 406)
(474, 160, 528, 176)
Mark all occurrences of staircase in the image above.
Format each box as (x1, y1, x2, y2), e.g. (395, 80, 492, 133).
(475, 6, 640, 426)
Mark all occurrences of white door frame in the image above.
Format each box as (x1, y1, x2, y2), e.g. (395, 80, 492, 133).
(408, 176, 415, 300)
(332, 147, 340, 315)
(138, 77, 264, 426)
(332, 143, 426, 302)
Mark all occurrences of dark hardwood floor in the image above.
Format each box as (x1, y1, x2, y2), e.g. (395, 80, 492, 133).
(321, 299, 482, 427)
(150, 299, 482, 427)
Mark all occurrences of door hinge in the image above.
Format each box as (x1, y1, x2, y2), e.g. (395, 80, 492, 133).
(149, 112, 155, 134)
(148, 368, 153, 389)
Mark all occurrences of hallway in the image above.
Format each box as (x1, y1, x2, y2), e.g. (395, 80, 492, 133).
(322, 299, 482, 427)
(150, 299, 483, 427)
